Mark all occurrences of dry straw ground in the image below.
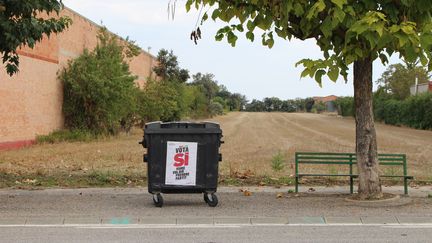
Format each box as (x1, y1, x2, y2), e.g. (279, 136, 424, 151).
(0, 112, 431, 187)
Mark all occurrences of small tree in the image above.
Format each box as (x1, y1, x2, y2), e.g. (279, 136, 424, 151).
(153, 49, 190, 82)
(0, 0, 71, 75)
(377, 63, 430, 100)
(187, 0, 432, 199)
(60, 28, 139, 135)
(191, 73, 220, 103)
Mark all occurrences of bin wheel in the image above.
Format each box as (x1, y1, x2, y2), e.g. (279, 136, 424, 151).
(204, 193, 218, 207)
(153, 193, 163, 207)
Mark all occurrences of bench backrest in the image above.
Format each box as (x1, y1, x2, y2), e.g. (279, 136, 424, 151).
(295, 152, 407, 175)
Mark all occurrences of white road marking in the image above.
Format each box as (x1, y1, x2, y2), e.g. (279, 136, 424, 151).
(1, 223, 432, 229)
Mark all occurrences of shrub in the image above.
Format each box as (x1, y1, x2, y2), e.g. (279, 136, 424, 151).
(183, 84, 209, 119)
(313, 102, 326, 113)
(60, 28, 139, 135)
(209, 101, 224, 117)
(403, 93, 432, 129)
(137, 79, 182, 122)
(379, 99, 404, 126)
(374, 92, 432, 130)
(335, 97, 355, 117)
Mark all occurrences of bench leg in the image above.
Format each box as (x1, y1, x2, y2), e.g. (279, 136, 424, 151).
(404, 178, 408, 195)
(295, 177, 299, 193)
(350, 177, 354, 194)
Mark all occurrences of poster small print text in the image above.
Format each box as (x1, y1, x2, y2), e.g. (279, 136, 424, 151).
(165, 141, 197, 186)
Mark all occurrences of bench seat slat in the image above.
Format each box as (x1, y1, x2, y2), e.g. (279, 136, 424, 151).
(380, 175, 414, 179)
(297, 174, 354, 177)
(297, 161, 352, 165)
(297, 156, 352, 160)
(296, 152, 354, 156)
(297, 174, 413, 179)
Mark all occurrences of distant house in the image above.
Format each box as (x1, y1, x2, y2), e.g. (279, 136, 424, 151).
(410, 81, 432, 95)
(313, 95, 338, 112)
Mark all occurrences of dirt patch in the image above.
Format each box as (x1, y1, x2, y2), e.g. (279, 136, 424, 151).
(346, 193, 399, 201)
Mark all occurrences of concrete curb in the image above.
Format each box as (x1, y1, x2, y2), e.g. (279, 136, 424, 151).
(0, 186, 430, 197)
(1, 216, 431, 227)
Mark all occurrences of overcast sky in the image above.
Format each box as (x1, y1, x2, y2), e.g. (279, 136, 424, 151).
(63, 0, 402, 100)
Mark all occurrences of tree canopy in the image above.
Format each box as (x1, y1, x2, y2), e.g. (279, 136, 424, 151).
(153, 49, 190, 82)
(377, 63, 430, 100)
(0, 0, 71, 75)
(187, 0, 432, 84)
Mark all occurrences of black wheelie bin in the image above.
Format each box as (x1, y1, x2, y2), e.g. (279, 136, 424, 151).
(140, 121, 223, 207)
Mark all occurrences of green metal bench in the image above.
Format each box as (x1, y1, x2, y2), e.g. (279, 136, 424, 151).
(295, 152, 414, 195)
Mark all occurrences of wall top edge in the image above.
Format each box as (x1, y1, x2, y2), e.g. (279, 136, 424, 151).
(63, 5, 157, 60)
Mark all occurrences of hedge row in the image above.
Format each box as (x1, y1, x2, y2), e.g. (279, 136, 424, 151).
(336, 92, 432, 130)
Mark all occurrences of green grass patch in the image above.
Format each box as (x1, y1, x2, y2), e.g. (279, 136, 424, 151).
(271, 151, 285, 172)
(36, 129, 96, 144)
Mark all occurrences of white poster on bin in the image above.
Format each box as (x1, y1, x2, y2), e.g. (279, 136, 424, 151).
(165, 141, 197, 186)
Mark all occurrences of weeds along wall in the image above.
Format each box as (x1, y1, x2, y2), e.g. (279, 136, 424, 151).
(0, 7, 157, 149)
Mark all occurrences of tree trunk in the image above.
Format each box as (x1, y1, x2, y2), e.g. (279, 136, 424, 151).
(354, 57, 383, 200)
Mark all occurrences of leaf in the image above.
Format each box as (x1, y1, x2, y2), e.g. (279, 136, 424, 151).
(227, 32, 238, 47)
(267, 32, 274, 48)
(419, 53, 428, 66)
(320, 17, 333, 38)
(201, 13, 209, 23)
(276, 193, 284, 199)
(247, 20, 255, 31)
(215, 33, 224, 41)
(267, 38, 275, 48)
(315, 69, 326, 85)
(301, 68, 310, 78)
(379, 53, 389, 65)
(331, 0, 347, 9)
(275, 27, 286, 39)
(328, 66, 339, 82)
(420, 34, 432, 48)
(236, 24, 244, 32)
(307, 0, 326, 20)
(293, 3, 304, 16)
(211, 9, 220, 20)
(246, 31, 255, 42)
(242, 189, 253, 196)
(333, 8, 346, 23)
(185, 0, 192, 12)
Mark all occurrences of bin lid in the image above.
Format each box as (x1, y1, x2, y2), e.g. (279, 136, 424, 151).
(144, 121, 222, 134)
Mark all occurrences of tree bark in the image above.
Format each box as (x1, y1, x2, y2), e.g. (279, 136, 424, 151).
(354, 57, 383, 200)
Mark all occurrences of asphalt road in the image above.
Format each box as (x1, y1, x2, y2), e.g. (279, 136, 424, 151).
(1, 187, 431, 242)
(1, 225, 432, 243)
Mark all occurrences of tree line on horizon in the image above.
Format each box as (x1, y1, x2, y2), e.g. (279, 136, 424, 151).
(244, 97, 316, 113)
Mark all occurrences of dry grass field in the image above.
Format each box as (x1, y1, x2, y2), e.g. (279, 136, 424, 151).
(0, 112, 431, 187)
(211, 112, 432, 183)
